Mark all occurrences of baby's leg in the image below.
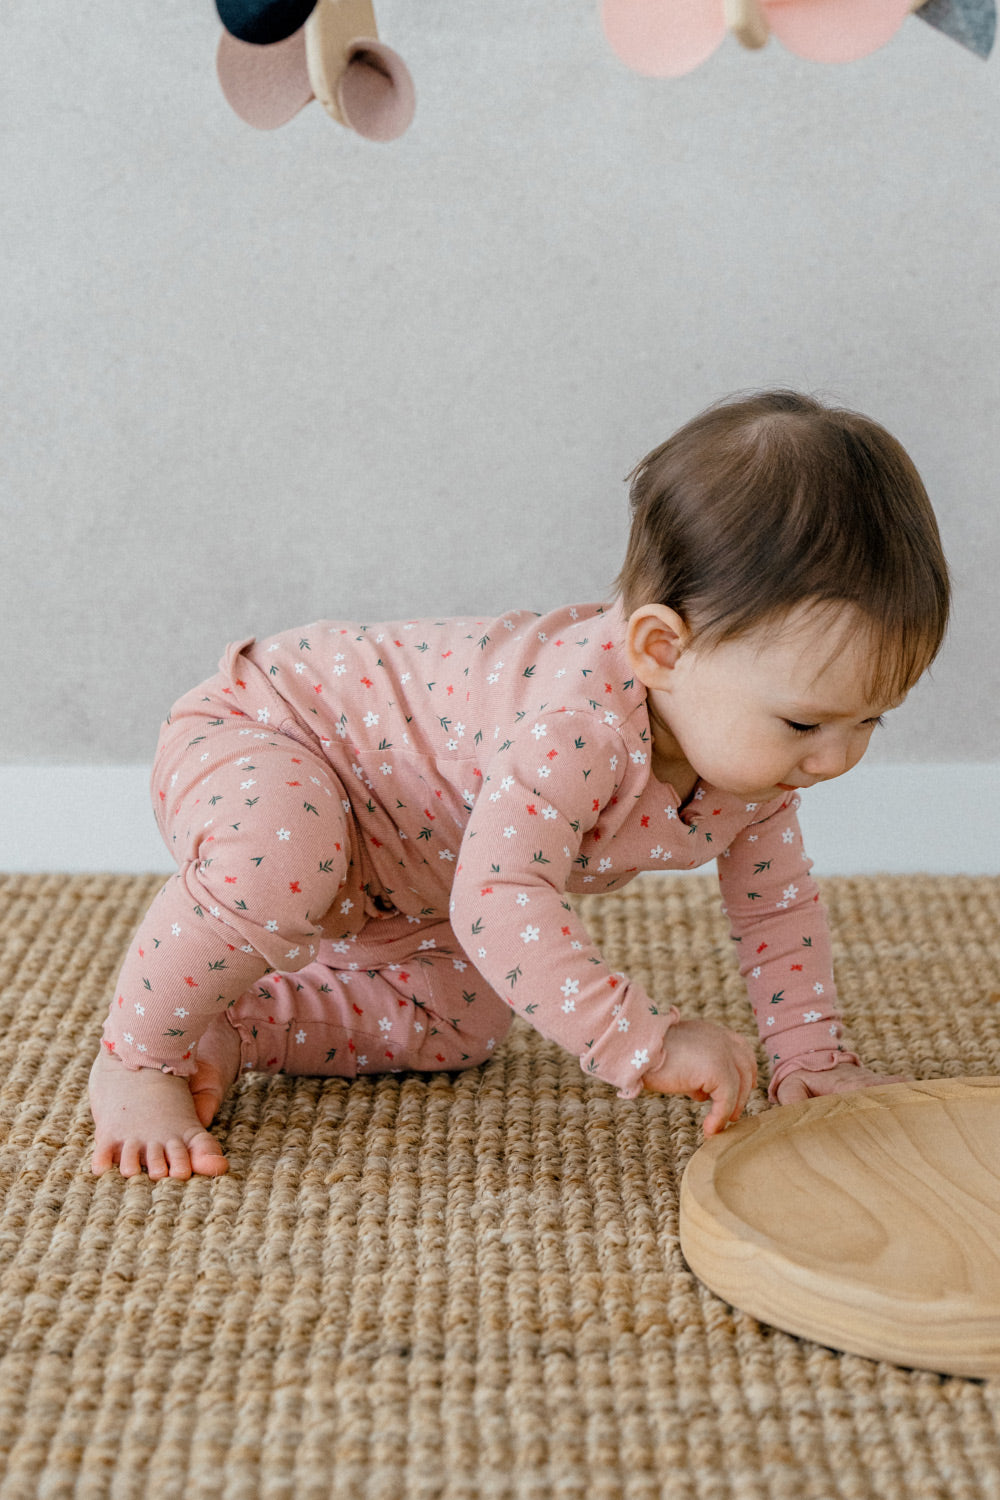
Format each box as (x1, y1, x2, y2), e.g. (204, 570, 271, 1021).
(91, 720, 353, 1177)
(225, 916, 514, 1079)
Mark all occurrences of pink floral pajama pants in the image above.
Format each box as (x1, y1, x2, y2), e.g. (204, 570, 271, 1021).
(101, 695, 512, 1081)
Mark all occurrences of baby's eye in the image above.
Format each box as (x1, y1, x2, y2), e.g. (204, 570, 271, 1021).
(864, 715, 886, 728)
(784, 720, 820, 735)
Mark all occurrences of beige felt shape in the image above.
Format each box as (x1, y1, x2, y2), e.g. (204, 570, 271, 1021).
(305, 0, 415, 140)
(679, 1077, 1000, 1378)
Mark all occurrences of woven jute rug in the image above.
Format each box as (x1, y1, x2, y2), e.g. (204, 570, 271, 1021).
(2, 872, 1000, 1500)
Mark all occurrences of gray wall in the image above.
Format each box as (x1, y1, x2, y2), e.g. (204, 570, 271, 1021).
(4, 1, 998, 766)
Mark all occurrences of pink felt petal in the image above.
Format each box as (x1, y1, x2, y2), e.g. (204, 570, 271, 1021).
(601, 0, 726, 77)
(763, 0, 913, 63)
(216, 27, 313, 129)
(337, 40, 416, 141)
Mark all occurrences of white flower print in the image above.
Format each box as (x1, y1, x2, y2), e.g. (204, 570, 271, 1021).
(782, 884, 798, 902)
(520, 925, 540, 944)
(439, 849, 456, 861)
(631, 750, 647, 765)
(561, 978, 580, 997)
(257, 709, 270, 724)
(617, 1015, 630, 1033)
(531, 722, 547, 740)
(631, 1049, 650, 1071)
(500, 776, 514, 792)
(454, 722, 466, 738)
(380, 764, 393, 776)
(171, 924, 182, 937)
(419, 939, 437, 950)
(803, 1010, 822, 1023)
(503, 826, 516, 839)
(286, 946, 300, 961)
(813, 982, 825, 995)
(174, 1007, 188, 1018)
(562, 998, 576, 1014)
(379, 1018, 392, 1033)
(340, 898, 354, 915)
(536, 766, 551, 779)
(542, 806, 557, 820)
(265, 919, 279, 932)
(134, 1003, 145, 1017)
(363, 711, 379, 728)
(782, 828, 795, 844)
(296, 1029, 307, 1044)
(447, 740, 459, 751)
(598, 858, 612, 873)
(277, 828, 291, 841)
(294, 662, 306, 674)
(515, 893, 530, 907)
(240, 779, 257, 790)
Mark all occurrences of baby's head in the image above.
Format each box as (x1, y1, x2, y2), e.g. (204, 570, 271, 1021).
(617, 391, 950, 799)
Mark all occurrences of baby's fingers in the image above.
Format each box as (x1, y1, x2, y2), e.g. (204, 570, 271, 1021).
(702, 1054, 756, 1136)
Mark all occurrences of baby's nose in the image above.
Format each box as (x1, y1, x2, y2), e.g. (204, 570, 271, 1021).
(801, 741, 852, 780)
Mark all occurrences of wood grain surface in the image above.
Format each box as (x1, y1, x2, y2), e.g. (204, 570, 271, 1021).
(679, 1077, 1000, 1377)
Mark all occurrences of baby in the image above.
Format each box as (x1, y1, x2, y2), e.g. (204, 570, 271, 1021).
(90, 389, 950, 1178)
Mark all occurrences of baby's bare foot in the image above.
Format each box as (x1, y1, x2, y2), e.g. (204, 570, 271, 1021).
(89, 1047, 230, 1180)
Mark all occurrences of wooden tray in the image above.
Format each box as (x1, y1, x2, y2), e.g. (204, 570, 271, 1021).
(679, 1077, 1000, 1378)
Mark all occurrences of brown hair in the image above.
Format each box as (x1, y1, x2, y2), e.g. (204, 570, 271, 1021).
(615, 390, 950, 702)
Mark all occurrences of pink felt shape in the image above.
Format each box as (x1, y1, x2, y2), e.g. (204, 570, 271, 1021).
(764, 0, 913, 62)
(337, 40, 415, 140)
(216, 27, 313, 129)
(602, 0, 916, 76)
(601, 0, 726, 77)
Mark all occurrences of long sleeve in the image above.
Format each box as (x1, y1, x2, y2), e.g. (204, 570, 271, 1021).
(716, 794, 859, 1099)
(449, 711, 679, 1097)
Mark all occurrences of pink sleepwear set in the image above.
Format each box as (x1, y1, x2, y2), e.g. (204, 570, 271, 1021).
(102, 603, 857, 1099)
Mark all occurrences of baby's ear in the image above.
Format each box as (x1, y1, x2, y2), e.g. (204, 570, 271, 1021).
(625, 605, 689, 685)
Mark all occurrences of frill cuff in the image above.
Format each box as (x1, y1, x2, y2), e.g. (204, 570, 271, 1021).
(767, 1046, 861, 1102)
(616, 1005, 681, 1099)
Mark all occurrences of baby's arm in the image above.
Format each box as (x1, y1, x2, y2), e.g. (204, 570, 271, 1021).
(450, 720, 679, 1098)
(718, 797, 899, 1102)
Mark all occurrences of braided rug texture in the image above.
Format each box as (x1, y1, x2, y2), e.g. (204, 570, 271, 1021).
(1, 872, 1000, 1500)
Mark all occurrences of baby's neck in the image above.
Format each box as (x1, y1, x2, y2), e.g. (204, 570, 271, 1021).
(651, 751, 699, 803)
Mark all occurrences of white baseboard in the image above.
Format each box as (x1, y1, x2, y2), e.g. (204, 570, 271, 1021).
(0, 764, 996, 876)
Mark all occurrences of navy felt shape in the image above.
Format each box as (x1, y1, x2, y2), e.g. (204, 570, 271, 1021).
(216, 0, 318, 46)
(914, 0, 996, 55)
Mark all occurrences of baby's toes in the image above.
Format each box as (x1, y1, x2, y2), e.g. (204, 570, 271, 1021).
(186, 1131, 229, 1177)
(163, 1138, 194, 1180)
(144, 1141, 173, 1180)
(118, 1139, 145, 1177)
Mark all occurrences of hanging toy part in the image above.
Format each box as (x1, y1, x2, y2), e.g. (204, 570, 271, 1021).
(724, 0, 770, 49)
(601, 0, 994, 76)
(306, 0, 415, 140)
(216, 0, 415, 139)
(216, 0, 319, 46)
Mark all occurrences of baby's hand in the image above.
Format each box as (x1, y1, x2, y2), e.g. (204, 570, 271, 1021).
(642, 1017, 757, 1136)
(774, 1059, 910, 1106)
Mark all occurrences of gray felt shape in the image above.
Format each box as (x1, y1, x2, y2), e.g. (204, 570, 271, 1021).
(914, 0, 996, 56)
